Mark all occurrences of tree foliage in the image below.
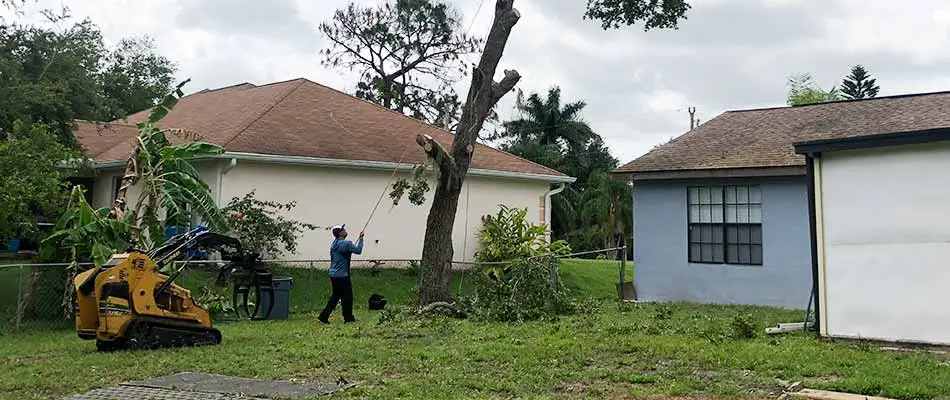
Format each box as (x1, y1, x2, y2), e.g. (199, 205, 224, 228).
(0, 121, 80, 241)
(464, 204, 572, 322)
(840, 64, 880, 100)
(475, 205, 570, 263)
(222, 190, 318, 259)
(786, 73, 842, 106)
(99, 37, 177, 120)
(41, 186, 132, 268)
(575, 170, 631, 253)
(0, 16, 176, 146)
(584, 0, 691, 30)
(492, 86, 628, 253)
(319, 0, 481, 127)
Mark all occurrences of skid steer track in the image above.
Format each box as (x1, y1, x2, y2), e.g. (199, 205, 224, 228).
(98, 318, 221, 351)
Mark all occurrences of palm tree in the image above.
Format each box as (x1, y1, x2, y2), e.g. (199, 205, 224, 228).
(578, 170, 632, 257)
(494, 86, 621, 249)
(495, 86, 597, 157)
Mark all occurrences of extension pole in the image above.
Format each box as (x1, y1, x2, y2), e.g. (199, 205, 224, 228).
(328, 111, 413, 234)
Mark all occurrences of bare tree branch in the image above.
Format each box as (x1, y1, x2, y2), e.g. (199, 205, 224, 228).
(418, 0, 523, 305)
(415, 133, 457, 174)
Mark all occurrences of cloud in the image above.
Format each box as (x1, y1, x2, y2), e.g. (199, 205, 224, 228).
(175, 0, 319, 47)
(8, 0, 950, 163)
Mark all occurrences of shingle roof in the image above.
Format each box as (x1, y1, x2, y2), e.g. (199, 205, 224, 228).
(79, 78, 567, 178)
(74, 121, 139, 159)
(616, 91, 950, 174)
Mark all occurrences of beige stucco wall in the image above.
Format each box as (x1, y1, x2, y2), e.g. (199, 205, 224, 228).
(219, 161, 552, 261)
(90, 160, 554, 262)
(91, 161, 221, 215)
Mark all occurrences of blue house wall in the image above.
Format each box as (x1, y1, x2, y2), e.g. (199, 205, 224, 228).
(631, 176, 811, 309)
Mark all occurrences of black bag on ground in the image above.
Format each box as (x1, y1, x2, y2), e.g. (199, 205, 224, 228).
(368, 293, 387, 310)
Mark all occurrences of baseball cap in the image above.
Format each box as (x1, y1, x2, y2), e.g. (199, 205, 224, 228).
(331, 224, 346, 237)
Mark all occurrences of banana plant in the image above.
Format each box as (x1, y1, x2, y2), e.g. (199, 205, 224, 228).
(109, 79, 227, 248)
(40, 186, 132, 318)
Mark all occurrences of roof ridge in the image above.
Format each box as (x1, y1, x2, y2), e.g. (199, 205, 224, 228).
(726, 89, 950, 114)
(220, 79, 307, 149)
(294, 78, 567, 177)
(184, 79, 310, 98)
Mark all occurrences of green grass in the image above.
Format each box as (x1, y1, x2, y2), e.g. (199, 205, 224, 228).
(2, 260, 950, 399)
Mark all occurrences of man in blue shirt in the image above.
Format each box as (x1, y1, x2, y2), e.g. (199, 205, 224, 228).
(318, 224, 363, 324)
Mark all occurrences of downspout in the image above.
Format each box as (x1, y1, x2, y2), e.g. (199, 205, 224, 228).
(216, 158, 237, 206)
(544, 183, 567, 241)
(805, 154, 821, 335)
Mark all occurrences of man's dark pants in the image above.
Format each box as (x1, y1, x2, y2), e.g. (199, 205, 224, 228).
(319, 276, 354, 322)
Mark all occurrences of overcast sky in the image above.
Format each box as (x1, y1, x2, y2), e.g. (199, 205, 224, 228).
(7, 0, 950, 163)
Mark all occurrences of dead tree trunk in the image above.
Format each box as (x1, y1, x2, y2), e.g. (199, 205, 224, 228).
(107, 137, 142, 244)
(107, 139, 140, 221)
(416, 0, 522, 304)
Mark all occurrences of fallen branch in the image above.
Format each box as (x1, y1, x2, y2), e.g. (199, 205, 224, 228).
(418, 301, 467, 319)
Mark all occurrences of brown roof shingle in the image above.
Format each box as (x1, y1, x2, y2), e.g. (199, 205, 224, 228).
(74, 121, 139, 158)
(82, 78, 567, 179)
(616, 91, 950, 174)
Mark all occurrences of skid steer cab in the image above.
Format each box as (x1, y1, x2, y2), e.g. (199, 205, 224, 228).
(72, 228, 272, 351)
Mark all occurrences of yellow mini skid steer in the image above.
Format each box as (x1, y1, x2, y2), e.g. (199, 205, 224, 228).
(73, 228, 273, 351)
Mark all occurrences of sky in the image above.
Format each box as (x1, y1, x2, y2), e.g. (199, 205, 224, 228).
(6, 0, 950, 164)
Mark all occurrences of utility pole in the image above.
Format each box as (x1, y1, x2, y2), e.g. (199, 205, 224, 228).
(688, 106, 697, 130)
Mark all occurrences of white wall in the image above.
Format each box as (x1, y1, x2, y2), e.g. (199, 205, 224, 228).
(219, 161, 552, 261)
(92, 161, 221, 216)
(817, 142, 950, 344)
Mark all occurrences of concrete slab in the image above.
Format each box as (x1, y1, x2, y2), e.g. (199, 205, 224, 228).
(124, 372, 354, 398)
(64, 385, 265, 400)
(65, 372, 354, 400)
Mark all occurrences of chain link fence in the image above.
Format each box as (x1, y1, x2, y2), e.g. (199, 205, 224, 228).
(0, 247, 626, 333)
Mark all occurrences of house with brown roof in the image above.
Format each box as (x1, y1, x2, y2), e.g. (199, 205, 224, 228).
(614, 90, 950, 309)
(75, 78, 574, 261)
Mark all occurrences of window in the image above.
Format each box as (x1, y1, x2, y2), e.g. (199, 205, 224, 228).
(687, 185, 762, 265)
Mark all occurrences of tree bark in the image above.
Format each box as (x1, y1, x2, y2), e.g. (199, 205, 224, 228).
(107, 138, 141, 221)
(417, 0, 522, 304)
(107, 137, 143, 245)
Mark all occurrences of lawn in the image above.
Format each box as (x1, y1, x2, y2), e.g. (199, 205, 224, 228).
(2, 260, 950, 400)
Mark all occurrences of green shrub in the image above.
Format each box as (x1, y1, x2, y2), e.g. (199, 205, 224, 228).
(730, 313, 757, 339)
(222, 190, 317, 258)
(460, 205, 573, 322)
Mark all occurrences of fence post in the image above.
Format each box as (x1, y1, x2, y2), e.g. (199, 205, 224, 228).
(620, 246, 627, 284)
(15, 265, 23, 331)
(550, 257, 559, 288)
(308, 261, 314, 313)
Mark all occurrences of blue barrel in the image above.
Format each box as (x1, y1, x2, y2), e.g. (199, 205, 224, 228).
(6, 239, 20, 253)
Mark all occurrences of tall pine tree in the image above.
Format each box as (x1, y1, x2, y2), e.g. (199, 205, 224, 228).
(841, 65, 880, 100)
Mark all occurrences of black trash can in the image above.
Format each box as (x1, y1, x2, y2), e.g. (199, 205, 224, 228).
(256, 276, 293, 320)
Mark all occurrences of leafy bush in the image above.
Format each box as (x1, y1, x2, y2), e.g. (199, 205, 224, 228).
(475, 205, 570, 262)
(42, 186, 132, 267)
(460, 205, 573, 322)
(222, 190, 318, 258)
(730, 313, 758, 339)
(195, 286, 233, 317)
